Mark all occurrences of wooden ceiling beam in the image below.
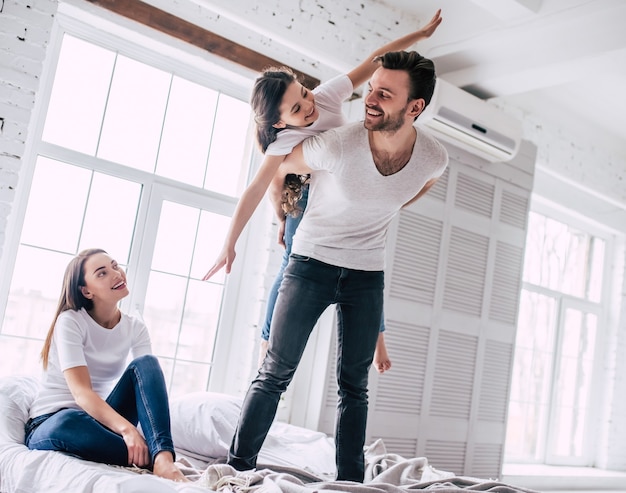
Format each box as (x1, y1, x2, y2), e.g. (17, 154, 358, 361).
(83, 0, 320, 88)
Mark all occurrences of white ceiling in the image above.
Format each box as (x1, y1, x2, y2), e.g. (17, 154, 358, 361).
(379, 0, 626, 157)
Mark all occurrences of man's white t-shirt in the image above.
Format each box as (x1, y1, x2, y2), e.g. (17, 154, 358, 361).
(295, 122, 449, 271)
(29, 308, 152, 418)
(264, 74, 353, 156)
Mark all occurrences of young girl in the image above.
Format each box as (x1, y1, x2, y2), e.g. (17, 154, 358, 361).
(203, 10, 442, 370)
(25, 248, 187, 483)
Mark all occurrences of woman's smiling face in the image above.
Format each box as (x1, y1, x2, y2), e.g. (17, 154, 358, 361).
(80, 253, 129, 305)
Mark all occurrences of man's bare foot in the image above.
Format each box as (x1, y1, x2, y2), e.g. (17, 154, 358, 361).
(153, 451, 189, 482)
(373, 333, 392, 373)
(258, 339, 269, 368)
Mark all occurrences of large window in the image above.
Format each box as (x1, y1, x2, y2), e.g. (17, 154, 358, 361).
(505, 210, 608, 465)
(0, 28, 260, 398)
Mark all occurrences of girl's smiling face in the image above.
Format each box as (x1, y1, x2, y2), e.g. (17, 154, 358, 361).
(273, 81, 319, 129)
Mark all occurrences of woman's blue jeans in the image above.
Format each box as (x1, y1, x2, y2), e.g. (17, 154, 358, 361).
(230, 255, 384, 482)
(25, 354, 175, 467)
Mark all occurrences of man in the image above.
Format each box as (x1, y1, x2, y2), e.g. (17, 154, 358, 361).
(228, 50, 449, 482)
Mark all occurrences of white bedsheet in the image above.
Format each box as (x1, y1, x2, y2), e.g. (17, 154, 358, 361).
(0, 441, 206, 493)
(1, 376, 539, 493)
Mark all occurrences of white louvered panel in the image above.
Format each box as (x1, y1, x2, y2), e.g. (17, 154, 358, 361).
(478, 340, 513, 423)
(454, 172, 494, 218)
(424, 439, 466, 475)
(442, 227, 489, 317)
(370, 436, 418, 459)
(374, 320, 429, 414)
(489, 241, 524, 324)
(430, 331, 477, 419)
(470, 443, 503, 480)
(499, 189, 529, 230)
(426, 167, 449, 202)
(389, 213, 443, 304)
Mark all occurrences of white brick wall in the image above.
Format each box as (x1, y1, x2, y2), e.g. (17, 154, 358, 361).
(0, 0, 57, 261)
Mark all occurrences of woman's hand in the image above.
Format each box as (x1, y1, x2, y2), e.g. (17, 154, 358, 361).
(202, 245, 236, 280)
(121, 426, 150, 467)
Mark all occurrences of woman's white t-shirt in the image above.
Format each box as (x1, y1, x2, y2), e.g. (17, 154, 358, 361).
(29, 308, 152, 418)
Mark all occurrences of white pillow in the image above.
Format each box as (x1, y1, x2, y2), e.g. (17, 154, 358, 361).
(168, 391, 336, 477)
(169, 391, 242, 459)
(0, 375, 40, 445)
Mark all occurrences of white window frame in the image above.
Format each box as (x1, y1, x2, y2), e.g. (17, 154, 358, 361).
(509, 189, 618, 466)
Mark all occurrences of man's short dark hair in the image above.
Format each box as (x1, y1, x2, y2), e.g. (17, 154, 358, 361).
(373, 51, 436, 106)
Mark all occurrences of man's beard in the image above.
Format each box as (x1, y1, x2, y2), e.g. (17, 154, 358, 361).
(364, 104, 408, 132)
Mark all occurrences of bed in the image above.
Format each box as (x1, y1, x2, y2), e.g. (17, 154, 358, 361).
(1, 375, 539, 492)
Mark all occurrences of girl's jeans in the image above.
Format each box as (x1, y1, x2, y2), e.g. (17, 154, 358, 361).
(260, 185, 307, 341)
(230, 255, 384, 482)
(25, 354, 175, 467)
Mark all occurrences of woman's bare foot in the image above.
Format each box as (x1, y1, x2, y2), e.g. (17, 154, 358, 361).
(153, 451, 189, 482)
(373, 333, 392, 373)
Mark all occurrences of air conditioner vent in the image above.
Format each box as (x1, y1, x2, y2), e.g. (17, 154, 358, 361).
(419, 79, 523, 163)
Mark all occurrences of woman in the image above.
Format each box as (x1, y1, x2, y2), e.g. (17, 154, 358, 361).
(25, 248, 187, 483)
(204, 10, 443, 371)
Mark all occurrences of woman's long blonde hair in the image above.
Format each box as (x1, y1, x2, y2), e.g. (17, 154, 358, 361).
(40, 248, 106, 369)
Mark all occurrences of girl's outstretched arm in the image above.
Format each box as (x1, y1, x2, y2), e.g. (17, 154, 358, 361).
(347, 9, 442, 88)
(202, 153, 310, 280)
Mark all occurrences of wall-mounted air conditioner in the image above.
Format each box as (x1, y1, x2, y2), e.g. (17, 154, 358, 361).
(419, 78, 523, 163)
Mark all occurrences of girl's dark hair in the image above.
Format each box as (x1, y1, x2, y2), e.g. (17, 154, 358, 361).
(373, 51, 437, 111)
(282, 174, 310, 217)
(251, 67, 299, 153)
(40, 248, 107, 369)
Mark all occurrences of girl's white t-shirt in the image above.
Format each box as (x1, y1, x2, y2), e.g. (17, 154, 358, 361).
(29, 308, 152, 418)
(264, 74, 353, 156)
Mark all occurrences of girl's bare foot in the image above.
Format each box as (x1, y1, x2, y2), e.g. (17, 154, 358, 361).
(153, 451, 190, 482)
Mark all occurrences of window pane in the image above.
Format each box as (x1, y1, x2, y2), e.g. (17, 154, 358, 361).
(176, 279, 221, 362)
(98, 55, 171, 172)
(523, 212, 601, 300)
(143, 271, 186, 358)
(78, 173, 141, 264)
(552, 309, 597, 458)
(189, 210, 230, 283)
(2, 247, 73, 338)
(170, 360, 211, 398)
(587, 238, 605, 302)
(204, 94, 252, 196)
(506, 290, 557, 460)
(42, 34, 115, 154)
(151, 201, 198, 276)
(155, 76, 218, 186)
(505, 400, 550, 459)
(0, 336, 43, 376)
(20, 158, 91, 252)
